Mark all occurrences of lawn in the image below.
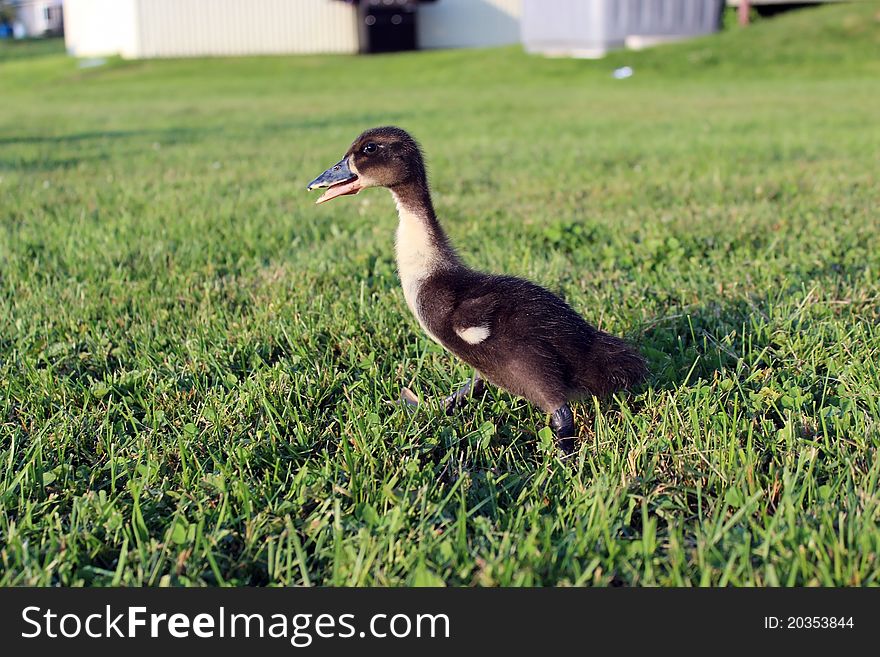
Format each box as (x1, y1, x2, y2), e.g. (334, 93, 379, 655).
(1, 3, 879, 586)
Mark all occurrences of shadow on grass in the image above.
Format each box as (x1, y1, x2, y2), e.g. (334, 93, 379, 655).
(635, 298, 752, 392)
(0, 153, 113, 172)
(0, 126, 214, 147)
(635, 257, 871, 393)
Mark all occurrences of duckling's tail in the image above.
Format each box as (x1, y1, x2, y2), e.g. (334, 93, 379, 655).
(576, 330, 648, 398)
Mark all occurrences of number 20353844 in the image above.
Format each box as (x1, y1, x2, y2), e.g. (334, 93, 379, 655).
(764, 617, 854, 630)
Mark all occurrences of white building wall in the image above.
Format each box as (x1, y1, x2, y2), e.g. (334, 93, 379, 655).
(15, 0, 63, 36)
(417, 0, 521, 49)
(15, 3, 41, 36)
(65, 0, 359, 59)
(64, 0, 140, 58)
(134, 0, 358, 58)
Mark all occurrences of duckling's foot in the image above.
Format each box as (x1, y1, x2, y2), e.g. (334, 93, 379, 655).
(550, 404, 576, 455)
(443, 373, 485, 414)
(399, 387, 421, 408)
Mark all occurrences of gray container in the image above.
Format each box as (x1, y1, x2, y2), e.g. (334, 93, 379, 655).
(522, 0, 722, 58)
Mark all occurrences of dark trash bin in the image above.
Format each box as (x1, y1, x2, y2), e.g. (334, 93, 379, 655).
(357, 0, 418, 53)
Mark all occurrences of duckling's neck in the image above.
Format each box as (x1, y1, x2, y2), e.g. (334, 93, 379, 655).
(391, 180, 459, 322)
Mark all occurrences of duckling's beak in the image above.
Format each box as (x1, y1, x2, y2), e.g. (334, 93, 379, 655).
(307, 156, 362, 204)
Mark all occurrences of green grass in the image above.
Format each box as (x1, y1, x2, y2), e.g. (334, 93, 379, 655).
(1, 3, 879, 586)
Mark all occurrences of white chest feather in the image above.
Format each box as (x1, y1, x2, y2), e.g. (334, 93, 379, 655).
(393, 194, 442, 342)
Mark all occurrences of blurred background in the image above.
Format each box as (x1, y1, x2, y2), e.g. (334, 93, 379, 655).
(0, 1, 849, 57)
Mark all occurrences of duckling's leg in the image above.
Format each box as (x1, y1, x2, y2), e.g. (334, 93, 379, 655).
(550, 404, 576, 455)
(399, 372, 485, 411)
(442, 372, 484, 413)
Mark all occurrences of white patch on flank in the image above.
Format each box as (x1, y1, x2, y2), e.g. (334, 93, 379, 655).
(392, 191, 443, 343)
(456, 324, 490, 345)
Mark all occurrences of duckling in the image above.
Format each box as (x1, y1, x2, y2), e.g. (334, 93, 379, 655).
(307, 127, 646, 454)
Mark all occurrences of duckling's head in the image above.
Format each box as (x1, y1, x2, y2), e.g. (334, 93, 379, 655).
(307, 126, 426, 204)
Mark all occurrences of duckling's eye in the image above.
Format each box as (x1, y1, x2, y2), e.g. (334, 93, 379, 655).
(363, 142, 378, 154)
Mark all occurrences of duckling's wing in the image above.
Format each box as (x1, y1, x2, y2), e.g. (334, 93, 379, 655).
(450, 292, 501, 345)
(449, 275, 548, 342)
